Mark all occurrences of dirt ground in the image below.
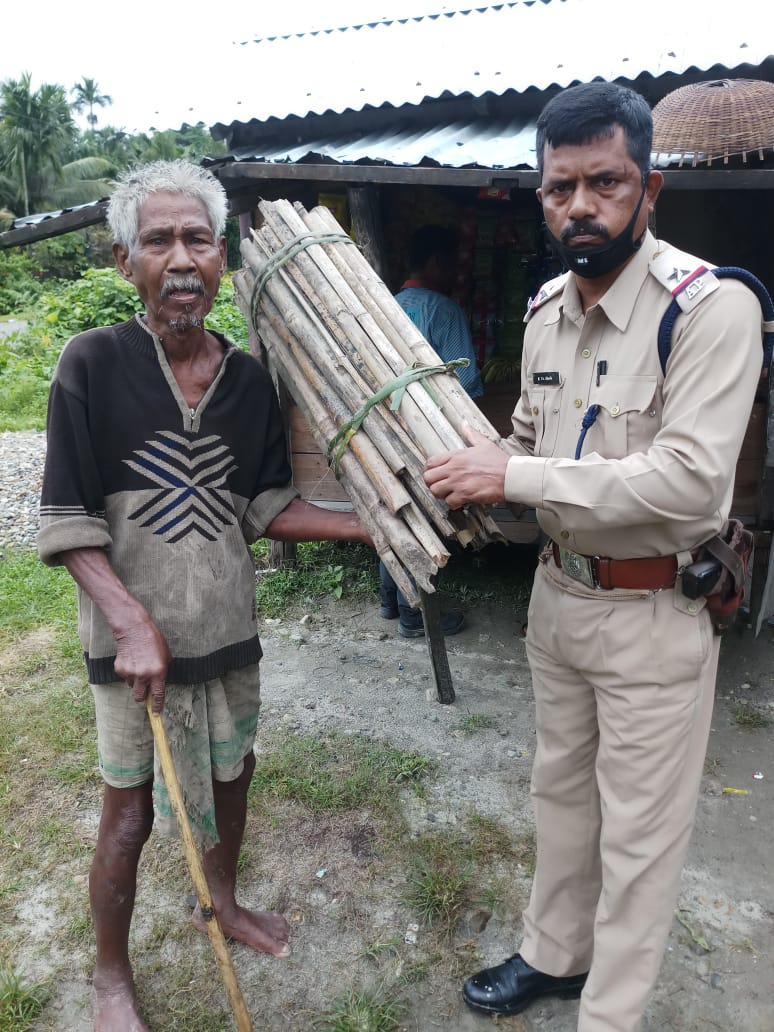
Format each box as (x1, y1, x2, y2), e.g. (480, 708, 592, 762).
(9, 571, 774, 1032)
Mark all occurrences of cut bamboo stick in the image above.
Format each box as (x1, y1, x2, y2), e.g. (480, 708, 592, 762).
(233, 198, 505, 606)
(256, 314, 441, 603)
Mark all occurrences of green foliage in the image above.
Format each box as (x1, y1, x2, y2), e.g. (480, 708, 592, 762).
(0, 250, 44, 313)
(0, 267, 248, 430)
(209, 271, 249, 348)
(34, 266, 144, 337)
(0, 73, 77, 215)
(0, 967, 49, 1032)
(253, 540, 378, 617)
(26, 230, 90, 281)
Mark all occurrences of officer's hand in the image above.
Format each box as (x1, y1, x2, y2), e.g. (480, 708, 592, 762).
(423, 424, 509, 509)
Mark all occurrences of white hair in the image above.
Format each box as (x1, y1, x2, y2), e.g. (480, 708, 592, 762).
(107, 159, 228, 247)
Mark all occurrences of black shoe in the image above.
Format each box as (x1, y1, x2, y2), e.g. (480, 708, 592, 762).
(398, 610, 465, 639)
(462, 953, 587, 1016)
(379, 603, 399, 620)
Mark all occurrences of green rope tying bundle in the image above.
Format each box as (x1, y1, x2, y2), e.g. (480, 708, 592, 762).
(249, 229, 355, 327)
(326, 358, 470, 475)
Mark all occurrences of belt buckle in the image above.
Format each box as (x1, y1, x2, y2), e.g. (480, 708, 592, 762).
(558, 547, 597, 589)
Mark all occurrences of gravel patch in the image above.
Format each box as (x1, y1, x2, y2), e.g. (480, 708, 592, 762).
(0, 430, 46, 548)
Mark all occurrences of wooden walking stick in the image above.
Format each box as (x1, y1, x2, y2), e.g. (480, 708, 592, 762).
(146, 698, 254, 1032)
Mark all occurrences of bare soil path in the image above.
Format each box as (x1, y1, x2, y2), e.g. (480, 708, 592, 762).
(6, 587, 773, 1032)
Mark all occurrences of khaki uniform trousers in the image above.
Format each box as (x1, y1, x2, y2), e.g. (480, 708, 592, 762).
(520, 559, 719, 1032)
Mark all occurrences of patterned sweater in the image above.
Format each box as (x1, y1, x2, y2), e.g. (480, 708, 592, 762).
(38, 315, 298, 684)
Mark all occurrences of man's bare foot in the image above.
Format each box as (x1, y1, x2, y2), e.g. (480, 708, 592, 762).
(92, 973, 149, 1032)
(192, 902, 291, 957)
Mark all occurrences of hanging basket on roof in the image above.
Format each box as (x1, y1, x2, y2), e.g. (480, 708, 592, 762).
(652, 78, 774, 167)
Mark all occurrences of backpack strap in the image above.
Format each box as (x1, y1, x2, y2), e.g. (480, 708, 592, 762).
(653, 254, 774, 376)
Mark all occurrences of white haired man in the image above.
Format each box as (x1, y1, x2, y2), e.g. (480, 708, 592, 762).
(38, 159, 371, 1031)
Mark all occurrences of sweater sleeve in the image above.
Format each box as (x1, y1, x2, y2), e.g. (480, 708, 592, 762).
(240, 363, 300, 543)
(37, 343, 112, 566)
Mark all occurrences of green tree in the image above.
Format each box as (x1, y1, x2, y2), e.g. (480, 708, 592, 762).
(0, 73, 76, 215)
(75, 125, 135, 166)
(47, 156, 115, 208)
(70, 76, 112, 128)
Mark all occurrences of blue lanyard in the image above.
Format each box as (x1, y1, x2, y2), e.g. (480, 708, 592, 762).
(575, 404, 600, 460)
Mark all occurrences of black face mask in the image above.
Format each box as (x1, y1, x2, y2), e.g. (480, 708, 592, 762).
(545, 180, 648, 279)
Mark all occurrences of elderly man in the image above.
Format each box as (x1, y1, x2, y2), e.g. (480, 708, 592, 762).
(38, 159, 370, 1031)
(424, 83, 761, 1031)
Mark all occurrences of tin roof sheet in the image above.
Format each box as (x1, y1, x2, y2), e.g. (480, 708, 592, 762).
(176, 0, 772, 134)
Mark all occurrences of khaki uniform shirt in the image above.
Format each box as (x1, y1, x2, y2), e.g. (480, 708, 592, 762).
(502, 232, 762, 559)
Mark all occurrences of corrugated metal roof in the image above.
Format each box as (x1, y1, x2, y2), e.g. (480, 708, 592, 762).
(226, 115, 540, 169)
(11, 199, 108, 229)
(220, 113, 695, 172)
(247, 1, 550, 42)
(182, 0, 772, 132)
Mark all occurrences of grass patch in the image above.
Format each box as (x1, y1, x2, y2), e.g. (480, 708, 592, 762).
(249, 730, 434, 816)
(404, 833, 473, 934)
(0, 966, 49, 1031)
(253, 540, 378, 617)
(317, 987, 404, 1032)
(362, 938, 402, 963)
(733, 704, 771, 730)
(0, 548, 81, 664)
(465, 812, 518, 863)
(457, 712, 498, 735)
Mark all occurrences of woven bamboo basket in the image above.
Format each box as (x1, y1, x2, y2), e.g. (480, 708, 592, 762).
(652, 78, 774, 167)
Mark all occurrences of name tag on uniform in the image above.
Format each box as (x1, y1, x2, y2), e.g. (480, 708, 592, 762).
(533, 371, 560, 386)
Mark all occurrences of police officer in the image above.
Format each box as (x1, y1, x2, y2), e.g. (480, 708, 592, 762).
(423, 81, 762, 1032)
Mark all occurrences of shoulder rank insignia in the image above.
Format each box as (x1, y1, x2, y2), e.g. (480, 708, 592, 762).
(524, 271, 570, 322)
(649, 246, 719, 314)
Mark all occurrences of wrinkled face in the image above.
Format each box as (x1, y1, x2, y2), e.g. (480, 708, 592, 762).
(537, 126, 659, 252)
(113, 192, 226, 337)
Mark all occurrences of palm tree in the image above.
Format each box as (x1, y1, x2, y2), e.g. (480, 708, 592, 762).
(43, 156, 115, 209)
(70, 77, 112, 128)
(0, 73, 77, 214)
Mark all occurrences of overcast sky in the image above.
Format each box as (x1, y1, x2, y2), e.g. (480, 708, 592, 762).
(2, 0, 485, 133)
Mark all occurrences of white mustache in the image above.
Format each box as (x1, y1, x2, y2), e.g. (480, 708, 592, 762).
(161, 276, 205, 298)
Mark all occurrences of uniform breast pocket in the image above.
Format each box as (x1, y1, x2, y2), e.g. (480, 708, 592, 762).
(527, 381, 564, 456)
(594, 375, 660, 457)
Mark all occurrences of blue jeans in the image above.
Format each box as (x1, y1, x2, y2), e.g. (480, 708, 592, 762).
(379, 559, 419, 620)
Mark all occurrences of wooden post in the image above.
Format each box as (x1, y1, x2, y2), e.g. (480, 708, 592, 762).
(270, 377, 297, 569)
(419, 587, 455, 704)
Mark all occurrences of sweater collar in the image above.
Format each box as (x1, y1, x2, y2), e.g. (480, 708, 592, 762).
(129, 312, 234, 359)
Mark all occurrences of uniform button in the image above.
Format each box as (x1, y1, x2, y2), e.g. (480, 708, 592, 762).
(687, 602, 698, 614)
(532, 405, 539, 415)
(574, 398, 583, 408)
(581, 348, 591, 358)
(560, 530, 570, 539)
(610, 404, 621, 415)
(649, 408, 657, 417)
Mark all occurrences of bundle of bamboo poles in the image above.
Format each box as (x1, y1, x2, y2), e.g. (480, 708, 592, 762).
(233, 199, 505, 608)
